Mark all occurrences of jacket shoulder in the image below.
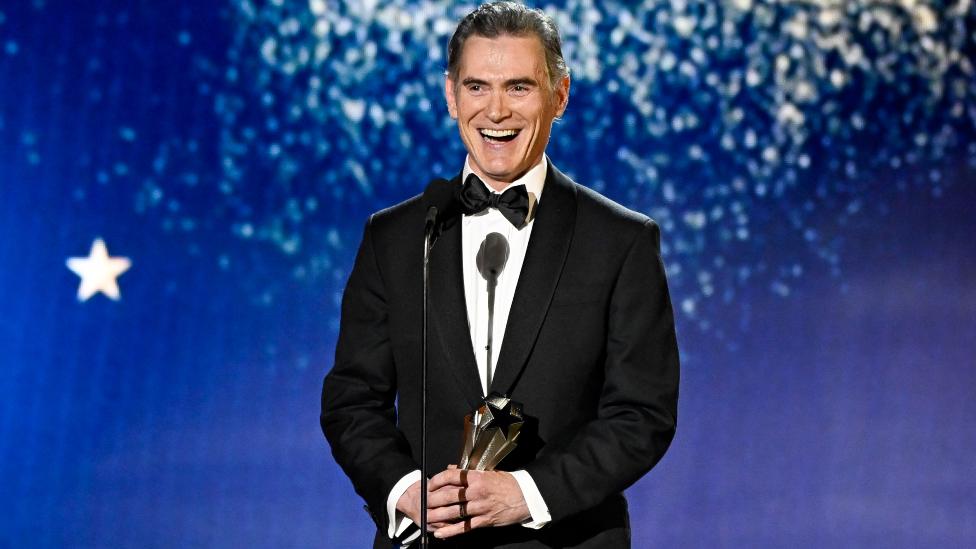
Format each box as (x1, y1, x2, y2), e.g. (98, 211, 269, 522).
(562, 172, 658, 240)
(365, 193, 426, 244)
(371, 193, 423, 225)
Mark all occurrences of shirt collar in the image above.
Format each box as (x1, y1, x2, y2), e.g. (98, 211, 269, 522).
(461, 155, 547, 221)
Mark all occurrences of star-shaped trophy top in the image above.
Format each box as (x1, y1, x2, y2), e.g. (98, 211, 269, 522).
(481, 392, 523, 440)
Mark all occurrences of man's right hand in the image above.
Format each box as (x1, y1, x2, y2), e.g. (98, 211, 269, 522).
(396, 480, 423, 525)
(395, 477, 459, 532)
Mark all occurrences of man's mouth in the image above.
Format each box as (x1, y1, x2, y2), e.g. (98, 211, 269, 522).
(479, 128, 520, 144)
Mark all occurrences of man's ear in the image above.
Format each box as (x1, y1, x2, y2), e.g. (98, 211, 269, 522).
(445, 76, 458, 120)
(554, 75, 571, 118)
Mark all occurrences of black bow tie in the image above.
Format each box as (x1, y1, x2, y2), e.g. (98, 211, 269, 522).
(458, 173, 530, 228)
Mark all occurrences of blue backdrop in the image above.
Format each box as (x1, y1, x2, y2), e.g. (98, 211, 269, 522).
(1, 1, 974, 547)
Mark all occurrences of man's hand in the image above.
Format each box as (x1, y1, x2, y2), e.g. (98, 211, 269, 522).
(395, 480, 422, 525)
(426, 467, 530, 539)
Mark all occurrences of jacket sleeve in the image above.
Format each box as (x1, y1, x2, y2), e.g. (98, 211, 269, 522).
(524, 219, 680, 521)
(321, 215, 419, 533)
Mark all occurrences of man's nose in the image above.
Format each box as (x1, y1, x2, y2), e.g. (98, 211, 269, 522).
(486, 91, 511, 122)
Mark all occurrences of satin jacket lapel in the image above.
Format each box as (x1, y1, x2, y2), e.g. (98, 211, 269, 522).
(428, 175, 483, 410)
(491, 163, 578, 396)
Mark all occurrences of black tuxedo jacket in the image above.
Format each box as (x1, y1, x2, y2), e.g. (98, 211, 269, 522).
(322, 163, 679, 548)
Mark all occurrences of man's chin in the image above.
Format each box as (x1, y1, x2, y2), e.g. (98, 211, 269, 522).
(472, 166, 521, 187)
(470, 156, 525, 180)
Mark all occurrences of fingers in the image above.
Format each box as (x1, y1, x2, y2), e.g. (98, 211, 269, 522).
(426, 506, 458, 524)
(427, 471, 530, 538)
(426, 485, 467, 510)
(427, 467, 521, 536)
(427, 467, 469, 491)
(433, 515, 483, 539)
(426, 467, 472, 527)
(426, 499, 480, 528)
(426, 487, 472, 523)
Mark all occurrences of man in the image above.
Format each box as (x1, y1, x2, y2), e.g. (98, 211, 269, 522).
(321, 2, 679, 547)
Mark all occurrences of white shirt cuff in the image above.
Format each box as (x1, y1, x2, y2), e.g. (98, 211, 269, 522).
(509, 470, 552, 529)
(386, 470, 422, 542)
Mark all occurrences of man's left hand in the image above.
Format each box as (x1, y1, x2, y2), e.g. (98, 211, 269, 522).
(425, 467, 530, 539)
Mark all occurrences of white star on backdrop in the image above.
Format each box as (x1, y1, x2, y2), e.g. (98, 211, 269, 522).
(66, 238, 132, 302)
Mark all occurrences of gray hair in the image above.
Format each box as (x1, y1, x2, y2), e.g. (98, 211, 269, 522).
(447, 1, 570, 90)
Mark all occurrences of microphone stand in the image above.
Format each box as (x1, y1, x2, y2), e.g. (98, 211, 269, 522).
(485, 270, 497, 391)
(420, 212, 436, 549)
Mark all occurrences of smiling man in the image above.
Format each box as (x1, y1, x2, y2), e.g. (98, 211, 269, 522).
(322, 3, 680, 548)
(447, 31, 568, 191)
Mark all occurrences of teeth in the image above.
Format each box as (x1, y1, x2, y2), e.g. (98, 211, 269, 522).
(480, 128, 519, 137)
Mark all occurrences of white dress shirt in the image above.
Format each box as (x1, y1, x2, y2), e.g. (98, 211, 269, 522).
(385, 156, 553, 544)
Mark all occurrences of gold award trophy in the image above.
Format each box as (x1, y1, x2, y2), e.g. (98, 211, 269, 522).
(458, 392, 524, 471)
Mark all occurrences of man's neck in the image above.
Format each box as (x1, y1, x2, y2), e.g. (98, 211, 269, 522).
(482, 177, 517, 193)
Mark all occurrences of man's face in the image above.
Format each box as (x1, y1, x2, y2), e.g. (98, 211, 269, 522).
(445, 34, 570, 191)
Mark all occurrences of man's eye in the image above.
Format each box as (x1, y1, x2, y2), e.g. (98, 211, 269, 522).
(468, 84, 483, 93)
(511, 84, 530, 95)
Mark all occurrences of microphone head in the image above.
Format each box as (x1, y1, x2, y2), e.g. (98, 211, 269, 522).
(477, 232, 510, 280)
(422, 178, 456, 225)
